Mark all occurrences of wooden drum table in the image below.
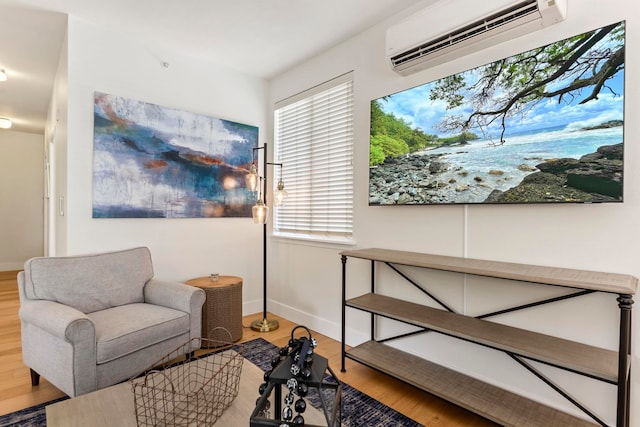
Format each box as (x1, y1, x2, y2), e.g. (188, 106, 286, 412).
(185, 276, 243, 346)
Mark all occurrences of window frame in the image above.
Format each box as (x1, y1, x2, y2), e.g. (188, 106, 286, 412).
(272, 72, 355, 245)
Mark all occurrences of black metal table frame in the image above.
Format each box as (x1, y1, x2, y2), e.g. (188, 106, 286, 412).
(340, 254, 633, 427)
(250, 353, 342, 427)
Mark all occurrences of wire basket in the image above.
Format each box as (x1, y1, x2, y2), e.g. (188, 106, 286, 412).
(130, 330, 243, 426)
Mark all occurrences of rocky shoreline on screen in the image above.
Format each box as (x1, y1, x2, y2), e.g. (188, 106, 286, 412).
(369, 143, 623, 205)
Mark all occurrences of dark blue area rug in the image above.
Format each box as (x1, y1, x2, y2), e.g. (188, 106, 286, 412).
(0, 397, 68, 427)
(235, 338, 423, 427)
(0, 338, 423, 427)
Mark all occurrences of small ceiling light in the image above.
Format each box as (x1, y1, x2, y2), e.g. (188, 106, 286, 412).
(0, 69, 6, 81)
(0, 118, 12, 129)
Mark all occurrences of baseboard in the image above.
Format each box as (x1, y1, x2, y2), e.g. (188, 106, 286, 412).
(242, 298, 263, 317)
(243, 297, 368, 345)
(0, 263, 23, 272)
(268, 300, 369, 345)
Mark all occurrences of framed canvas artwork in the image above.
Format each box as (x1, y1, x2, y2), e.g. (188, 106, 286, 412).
(92, 92, 258, 218)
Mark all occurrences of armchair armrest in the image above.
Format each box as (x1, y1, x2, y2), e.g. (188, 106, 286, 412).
(144, 279, 206, 314)
(19, 299, 94, 342)
(19, 299, 98, 397)
(144, 279, 206, 344)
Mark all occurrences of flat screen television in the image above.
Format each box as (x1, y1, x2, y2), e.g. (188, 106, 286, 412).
(369, 21, 625, 205)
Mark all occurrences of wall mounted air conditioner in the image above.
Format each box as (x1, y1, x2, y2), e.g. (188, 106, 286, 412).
(387, 0, 567, 75)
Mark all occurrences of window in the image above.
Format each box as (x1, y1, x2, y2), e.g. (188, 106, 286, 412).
(274, 72, 354, 242)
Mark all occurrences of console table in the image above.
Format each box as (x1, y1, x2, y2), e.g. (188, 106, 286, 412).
(340, 248, 636, 427)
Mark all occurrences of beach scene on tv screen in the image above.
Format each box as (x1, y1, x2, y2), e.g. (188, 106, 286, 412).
(370, 21, 625, 205)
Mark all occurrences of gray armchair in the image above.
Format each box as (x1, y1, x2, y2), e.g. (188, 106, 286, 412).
(17, 247, 206, 397)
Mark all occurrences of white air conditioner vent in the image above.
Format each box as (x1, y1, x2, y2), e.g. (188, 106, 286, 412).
(387, 0, 567, 75)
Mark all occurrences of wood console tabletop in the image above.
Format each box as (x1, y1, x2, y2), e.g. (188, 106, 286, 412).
(341, 248, 637, 294)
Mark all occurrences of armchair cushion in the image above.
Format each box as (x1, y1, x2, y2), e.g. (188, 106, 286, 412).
(88, 303, 189, 364)
(23, 247, 153, 313)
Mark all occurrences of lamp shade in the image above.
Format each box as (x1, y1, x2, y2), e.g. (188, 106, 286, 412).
(245, 164, 259, 192)
(0, 118, 12, 129)
(273, 179, 287, 206)
(0, 69, 6, 82)
(252, 199, 269, 224)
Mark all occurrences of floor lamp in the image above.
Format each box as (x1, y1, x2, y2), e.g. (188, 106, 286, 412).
(246, 143, 287, 332)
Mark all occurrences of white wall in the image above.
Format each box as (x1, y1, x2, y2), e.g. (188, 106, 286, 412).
(268, 0, 639, 425)
(60, 16, 268, 314)
(0, 130, 44, 270)
(47, 27, 69, 257)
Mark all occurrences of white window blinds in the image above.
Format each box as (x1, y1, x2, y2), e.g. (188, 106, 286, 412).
(274, 73, 354, 240)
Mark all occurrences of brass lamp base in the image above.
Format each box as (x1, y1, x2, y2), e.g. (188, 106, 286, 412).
(250, 318, 280, 332)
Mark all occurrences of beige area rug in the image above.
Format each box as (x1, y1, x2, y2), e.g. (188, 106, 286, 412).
(46, 353, 327, 427)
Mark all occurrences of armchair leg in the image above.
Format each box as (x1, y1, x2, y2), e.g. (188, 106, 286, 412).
(30, 369, 40, 386)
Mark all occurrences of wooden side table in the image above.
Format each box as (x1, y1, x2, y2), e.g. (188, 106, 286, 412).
(185, 276, 243, 346)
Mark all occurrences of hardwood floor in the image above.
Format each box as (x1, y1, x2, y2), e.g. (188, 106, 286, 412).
(0, 270, 495, 426)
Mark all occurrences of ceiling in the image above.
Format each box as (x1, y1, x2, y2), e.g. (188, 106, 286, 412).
(0, 0, 425, 134)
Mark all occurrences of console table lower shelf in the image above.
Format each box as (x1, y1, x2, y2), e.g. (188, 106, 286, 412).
(346, 341, 596, 427)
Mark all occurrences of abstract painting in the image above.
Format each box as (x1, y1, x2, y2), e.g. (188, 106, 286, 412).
(92, 92, 258, 218)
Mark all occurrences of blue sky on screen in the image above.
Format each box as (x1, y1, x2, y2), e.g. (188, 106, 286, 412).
(378, 24, 624, 139)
